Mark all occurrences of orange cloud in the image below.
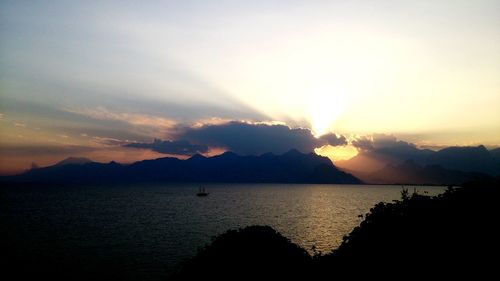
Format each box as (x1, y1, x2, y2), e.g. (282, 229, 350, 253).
(65, 107, 177, 129)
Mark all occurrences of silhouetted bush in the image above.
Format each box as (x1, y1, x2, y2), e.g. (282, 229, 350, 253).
(172, 225, 311, 280)
(317, 180, 499, 278)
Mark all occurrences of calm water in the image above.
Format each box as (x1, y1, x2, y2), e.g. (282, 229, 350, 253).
(1, 184, 445, 280)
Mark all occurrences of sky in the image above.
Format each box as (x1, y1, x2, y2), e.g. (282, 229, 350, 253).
(1, 0, 499, 175)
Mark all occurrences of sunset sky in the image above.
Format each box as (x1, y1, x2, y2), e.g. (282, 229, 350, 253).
(1, 0, 499, 175)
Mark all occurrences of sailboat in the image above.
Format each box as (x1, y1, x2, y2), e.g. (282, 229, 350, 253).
(197, 186, 209, 197)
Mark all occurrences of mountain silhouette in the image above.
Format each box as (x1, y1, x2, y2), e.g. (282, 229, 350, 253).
(426, 145, 498, 175)
(54, 157, 93, 166)
(491, 147, 500, 165)
(2, 150, 361, 184)
(362, 160, 491, 185)
(337, 145, 500, 180)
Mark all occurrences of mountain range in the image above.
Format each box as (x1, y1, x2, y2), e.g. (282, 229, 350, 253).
(360, 160, 490, 185)
(336, 145, 500, 183)
(2, 145, 497, 186)
(1, 150, 361, 184)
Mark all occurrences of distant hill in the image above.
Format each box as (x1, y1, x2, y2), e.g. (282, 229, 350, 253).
(1, 150, 361, 184)
(336, 145, 500, 181)
(361, 160, 491, 185)
(335, 147, 435, 174)
(491, 147, 500, 156)
(487, 147, 500, 166)
(54, 157, 93, 166)
(425, 145, 498, 175)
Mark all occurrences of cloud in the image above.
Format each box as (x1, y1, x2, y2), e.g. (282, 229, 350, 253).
(319, 133, 347, 146)
(125, 139, 209, 155)
(189, 117, 234, 128)
(0, 144, 98, 157)
(179, 121, 345, 155)
(65, 107, 178, 129)
(352, 134, 417, 152)
(351, 136, 374, 151)
(92, 136, 131, 146)
(346, 134, 433, 170)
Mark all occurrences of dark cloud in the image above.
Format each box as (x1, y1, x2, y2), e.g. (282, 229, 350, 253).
(351, 136, 374, 151)
(319, 133, 347, 147)
(372, 134, 417, 150)
(125, 139, 208, 155)
(352, 134, 417, 152)
(179, 121, 345, 155)
(91, 136, 131, 146)
(348, 134, 433, 168)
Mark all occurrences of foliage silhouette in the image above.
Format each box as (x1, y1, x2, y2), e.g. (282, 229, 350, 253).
(172, 225, 311, 280)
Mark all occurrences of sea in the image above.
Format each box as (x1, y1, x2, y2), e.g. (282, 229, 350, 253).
(0, 183, 445, 280)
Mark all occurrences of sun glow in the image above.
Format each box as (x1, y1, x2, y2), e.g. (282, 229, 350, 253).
(308, 87, 348, 137)
(315, 144, 359, 162)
